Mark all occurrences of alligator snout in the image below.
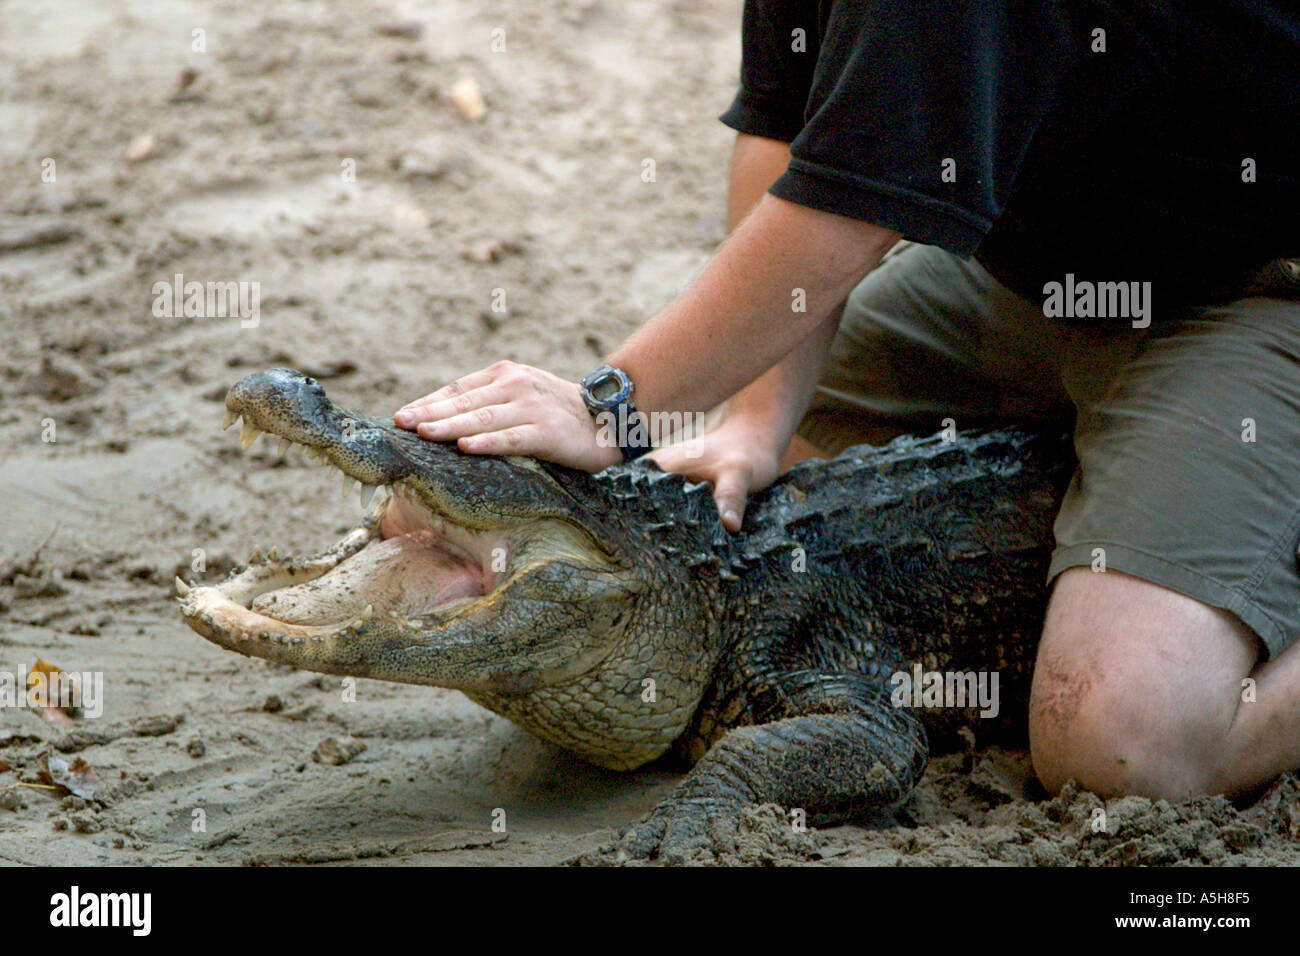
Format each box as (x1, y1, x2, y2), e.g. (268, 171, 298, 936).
(224, 367, 333, 446)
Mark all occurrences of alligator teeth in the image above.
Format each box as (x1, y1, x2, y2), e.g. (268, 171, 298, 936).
(240, 422, 263, 451)
(222, 409, 239, 431)
(267, 546, 280, 562)
(341, 473, 356, 498)
(361, 604, 373, 621)
(277, 436, 292, 455)
(174, 576, 191, 596)
(306, 447, 327, 465)
(359, 484, 377, 508)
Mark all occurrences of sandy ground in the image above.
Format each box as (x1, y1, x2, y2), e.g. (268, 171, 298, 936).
(1, 0, 1297, 867)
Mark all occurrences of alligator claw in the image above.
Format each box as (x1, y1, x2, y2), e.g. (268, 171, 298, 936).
(589, 796, 745, 865)
(612, 814, 668, 862)
(579, 793, 831, 866)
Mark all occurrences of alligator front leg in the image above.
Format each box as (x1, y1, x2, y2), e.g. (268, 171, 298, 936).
(604, 672, 927, 864)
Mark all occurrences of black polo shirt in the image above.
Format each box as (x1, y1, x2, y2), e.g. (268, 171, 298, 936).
(720, 0, 1300, 308)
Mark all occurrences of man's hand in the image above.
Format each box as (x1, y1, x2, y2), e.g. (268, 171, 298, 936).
(394, 360, 622, 473)
(646, 415, 784, 533)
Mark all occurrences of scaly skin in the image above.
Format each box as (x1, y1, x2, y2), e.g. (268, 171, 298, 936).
(180, 368, 1074, 862)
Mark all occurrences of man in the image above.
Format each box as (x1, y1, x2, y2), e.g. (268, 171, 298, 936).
(394, 2, 1300, 803)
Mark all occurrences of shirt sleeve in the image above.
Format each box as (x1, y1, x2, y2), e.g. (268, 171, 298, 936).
(766, 0, 1089, 256)
(718, 0, 822, 144)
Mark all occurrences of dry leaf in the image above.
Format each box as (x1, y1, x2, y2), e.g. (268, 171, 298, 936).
(27, 657, 80, 725)
(46, 754, 99, 801)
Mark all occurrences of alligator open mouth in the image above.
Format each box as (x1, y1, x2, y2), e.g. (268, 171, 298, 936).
(178, 369, 624, 674)
(180, 431, 530, 647)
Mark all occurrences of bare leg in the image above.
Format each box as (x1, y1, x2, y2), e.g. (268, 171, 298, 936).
(1029, 567, 1298, 801)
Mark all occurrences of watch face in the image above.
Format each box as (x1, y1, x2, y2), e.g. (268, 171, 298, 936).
(589, 375, 622, 402)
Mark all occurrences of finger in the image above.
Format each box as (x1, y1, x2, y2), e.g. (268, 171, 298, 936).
(401, 367, 501, 409)
(456, 424, 543, 456)
(414, 402, 525, 442)
(644, 439, 709, 477)
(398, 383, 512, 430)
(712, 472, 750, 533)
(396, 367, 501, 414)
(643, 445, 684, 473)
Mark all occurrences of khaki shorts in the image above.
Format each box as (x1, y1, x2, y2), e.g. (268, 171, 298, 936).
(798, 243, 1300, 659)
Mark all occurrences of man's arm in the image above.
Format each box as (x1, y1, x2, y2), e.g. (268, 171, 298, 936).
(393, 147, 897, 477)
(641, 133, 847, 527)
(682, 132, 841, 451)
(727, 133, 791, 232)
(605, 192, 896, 418)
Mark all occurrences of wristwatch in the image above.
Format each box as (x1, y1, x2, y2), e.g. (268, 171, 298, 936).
(579, 365, 652, 461)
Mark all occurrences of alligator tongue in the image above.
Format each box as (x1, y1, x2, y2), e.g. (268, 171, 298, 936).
(250, 533, 483, 625)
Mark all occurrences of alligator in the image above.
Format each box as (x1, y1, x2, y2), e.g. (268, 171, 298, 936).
(179, 367, 1075, 862)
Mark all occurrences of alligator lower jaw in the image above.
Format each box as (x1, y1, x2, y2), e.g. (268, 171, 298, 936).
(179, 524, 384, 648)
(178, 488, 517, 647)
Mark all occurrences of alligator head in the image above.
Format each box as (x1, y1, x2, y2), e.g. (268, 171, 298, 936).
(180, 368, 726, 768)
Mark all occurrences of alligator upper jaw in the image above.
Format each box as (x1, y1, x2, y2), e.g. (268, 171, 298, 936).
(215, 366, 598, 534)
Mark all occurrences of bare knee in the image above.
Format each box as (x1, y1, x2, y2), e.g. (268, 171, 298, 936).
(1028, 568, 1256, 801)
(1029, 646, 1205, 800)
